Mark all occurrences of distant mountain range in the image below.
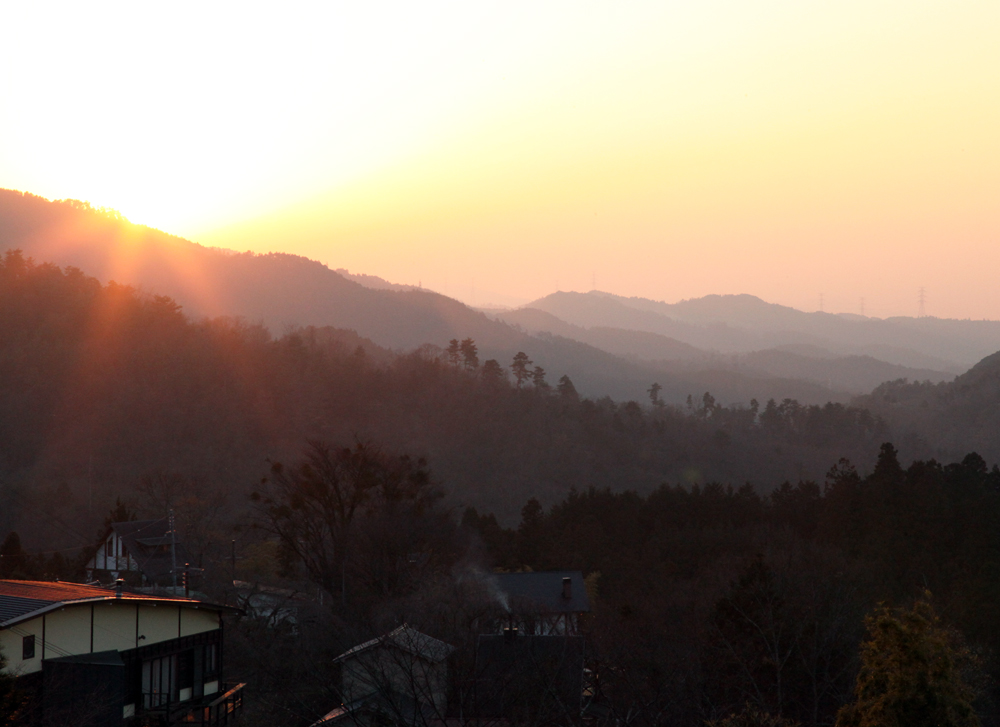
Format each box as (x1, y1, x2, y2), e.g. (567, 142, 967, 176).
(492, 306, 952, 394)
(3, 187, 991, 406)
(526, 290, 996, 371)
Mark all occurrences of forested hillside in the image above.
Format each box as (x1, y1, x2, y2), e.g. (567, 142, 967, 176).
(0, 251, 890, 553)
(496, 307, 951, 393)
(1, 189, 855, 405)
(859, 352, 1000, 464)
(463, 444, 1000, 725)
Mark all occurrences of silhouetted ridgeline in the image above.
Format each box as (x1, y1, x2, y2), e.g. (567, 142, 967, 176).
(0, 188, 958, 406)
(527, 289, 1000, 371)
(0, 251, 893, 552)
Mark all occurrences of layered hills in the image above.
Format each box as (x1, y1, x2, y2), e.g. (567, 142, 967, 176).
(0, 187, 978, 408)
(526, 290, 995, 371)
(0, 251, 893, 545)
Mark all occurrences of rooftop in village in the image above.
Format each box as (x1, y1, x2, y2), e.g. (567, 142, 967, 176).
(492, 571, 590, 614)
(0, 579, 226, 628)
(103, 518, 193, 581)
(333, 624, 455, 665)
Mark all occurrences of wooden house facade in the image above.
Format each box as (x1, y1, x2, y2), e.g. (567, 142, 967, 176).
(0, 579, 242, 726)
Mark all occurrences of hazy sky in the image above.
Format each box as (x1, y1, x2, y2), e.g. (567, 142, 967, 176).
(2, 2, 998, 317)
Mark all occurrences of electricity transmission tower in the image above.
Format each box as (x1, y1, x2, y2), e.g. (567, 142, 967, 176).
(918, 287, 926, 318)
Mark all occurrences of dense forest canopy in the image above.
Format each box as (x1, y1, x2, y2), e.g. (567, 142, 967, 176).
(4, 252, 1000, 725)
(460, 444, 1000, 726)
(0, 250, 896, 549)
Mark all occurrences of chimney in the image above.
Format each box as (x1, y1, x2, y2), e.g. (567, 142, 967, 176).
(115, 578, 124, 599)
(562, 576, 572, 600)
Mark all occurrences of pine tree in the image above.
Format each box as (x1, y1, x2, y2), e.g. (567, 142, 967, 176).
(446, 339, 461, 367)
(557, 375, 578, 400)
(531, 365, 549, 390)
(460, 338, 479, 370)
(510, 352, 532, 388)
(836, 595, 980, 727)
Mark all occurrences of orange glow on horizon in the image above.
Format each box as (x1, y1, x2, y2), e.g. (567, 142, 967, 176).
(1, 1, 998, 318)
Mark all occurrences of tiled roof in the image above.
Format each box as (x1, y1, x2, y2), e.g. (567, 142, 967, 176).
(0, 579, 202, 627)
(492, 571, 590, 614)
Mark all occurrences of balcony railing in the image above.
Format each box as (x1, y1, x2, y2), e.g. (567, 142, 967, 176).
(139, 683, 245, 726)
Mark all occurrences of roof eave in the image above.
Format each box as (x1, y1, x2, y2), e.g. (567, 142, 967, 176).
(0, 595, 238, 629)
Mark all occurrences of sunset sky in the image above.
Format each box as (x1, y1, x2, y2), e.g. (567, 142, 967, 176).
(1, 2, 998, 317)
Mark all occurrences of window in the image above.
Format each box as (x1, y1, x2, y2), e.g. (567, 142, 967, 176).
(105, 538, 113, 558)
(177, 650, 194, 692)
(22, 634, 35, 660)
(203, 644, 218, 676)
(142, 654, 176, 708)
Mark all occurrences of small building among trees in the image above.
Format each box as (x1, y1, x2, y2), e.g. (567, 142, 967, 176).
(490, 571, 590, 636)
(86, 519, 193, 589)
(316, 624, 454, 726)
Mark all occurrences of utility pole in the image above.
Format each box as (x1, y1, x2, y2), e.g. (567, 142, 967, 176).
(169, 509, 178, 593)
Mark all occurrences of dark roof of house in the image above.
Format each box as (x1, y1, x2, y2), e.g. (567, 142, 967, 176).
(492, 571, 590, 614)
(333, 624, 455, 665)
(0, 579, 230, 628)
(106, 519, 193, 583)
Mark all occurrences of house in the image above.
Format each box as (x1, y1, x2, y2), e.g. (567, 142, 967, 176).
(0, 579, 242, 726)
(490, 571, 590, 636)
(316, 625, 454, 726)
(86, 518, 194, 588)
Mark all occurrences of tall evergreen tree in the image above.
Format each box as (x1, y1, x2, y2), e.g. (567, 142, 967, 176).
(459, 338, 479, 370)
(510, 352, 532, 388)
(836, 596, 980, 727)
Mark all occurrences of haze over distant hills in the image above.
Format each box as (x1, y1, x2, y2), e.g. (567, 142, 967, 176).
(2, 188, 990, 406)
(526, 290, 998, 372)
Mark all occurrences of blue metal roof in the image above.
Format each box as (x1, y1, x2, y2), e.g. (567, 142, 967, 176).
(0, 595, 50, 623)
(492, 571, 590, 614)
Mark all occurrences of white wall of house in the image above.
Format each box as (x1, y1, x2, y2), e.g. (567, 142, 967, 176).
(1, 601, 220, 676)
(89, 531, 139, 573)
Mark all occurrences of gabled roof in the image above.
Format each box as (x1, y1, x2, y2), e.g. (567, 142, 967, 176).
(0, 579, 231, 628)
(333, 625, 454, 665)
(492, 571, 590, 614)
(104, 519, 193, 583)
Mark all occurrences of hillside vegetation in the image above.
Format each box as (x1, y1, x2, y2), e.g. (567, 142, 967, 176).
(0, 188, 946, 406)
(0, 251, 890, 550)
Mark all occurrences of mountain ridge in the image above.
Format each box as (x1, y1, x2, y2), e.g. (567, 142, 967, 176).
(527, 290, 994, 370)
